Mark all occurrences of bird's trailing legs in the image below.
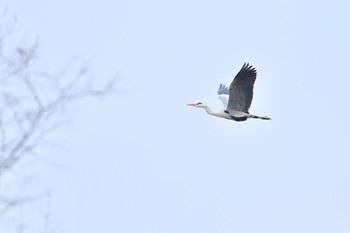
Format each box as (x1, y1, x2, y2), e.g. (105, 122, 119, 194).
(249, 114, 271, 120)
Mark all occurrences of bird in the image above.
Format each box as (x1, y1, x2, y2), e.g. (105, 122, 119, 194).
(187, 63, 271, 122)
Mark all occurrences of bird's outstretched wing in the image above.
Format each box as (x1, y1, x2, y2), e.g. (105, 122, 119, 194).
(217, 84, 229, 108)
(217, 84, 229, 95)
(227, 63, 257, 113)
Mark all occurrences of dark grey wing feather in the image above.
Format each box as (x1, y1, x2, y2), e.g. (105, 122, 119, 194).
(227, 63, 257, 113)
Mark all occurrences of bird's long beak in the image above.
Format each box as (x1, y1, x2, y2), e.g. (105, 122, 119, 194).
(186, 103, 196, 106)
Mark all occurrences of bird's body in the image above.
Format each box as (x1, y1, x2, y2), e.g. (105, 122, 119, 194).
(187, 63, 271, 122)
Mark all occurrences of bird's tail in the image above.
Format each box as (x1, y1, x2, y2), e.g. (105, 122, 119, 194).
(249, 115, 271, 120)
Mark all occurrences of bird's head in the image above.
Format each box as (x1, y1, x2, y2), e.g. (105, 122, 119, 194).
(186, 102, 205, 108)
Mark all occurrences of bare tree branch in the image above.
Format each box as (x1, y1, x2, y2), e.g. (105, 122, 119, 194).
(0, 11, 118, 233)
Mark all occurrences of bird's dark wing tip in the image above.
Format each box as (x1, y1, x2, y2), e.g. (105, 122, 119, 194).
(241, 62, 257, 75)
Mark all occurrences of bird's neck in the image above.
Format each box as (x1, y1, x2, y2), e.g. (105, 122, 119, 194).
(202, 105, 215, 116)
(202, 105, 230, 119)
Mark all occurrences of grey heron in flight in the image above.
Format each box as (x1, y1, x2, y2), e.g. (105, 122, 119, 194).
(187, 63, 271, 122)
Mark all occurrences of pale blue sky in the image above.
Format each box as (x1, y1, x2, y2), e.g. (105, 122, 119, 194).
(2, 0, 350, 233)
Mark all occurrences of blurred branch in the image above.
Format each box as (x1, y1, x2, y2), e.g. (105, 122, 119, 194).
(0, 11, 118, 233)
